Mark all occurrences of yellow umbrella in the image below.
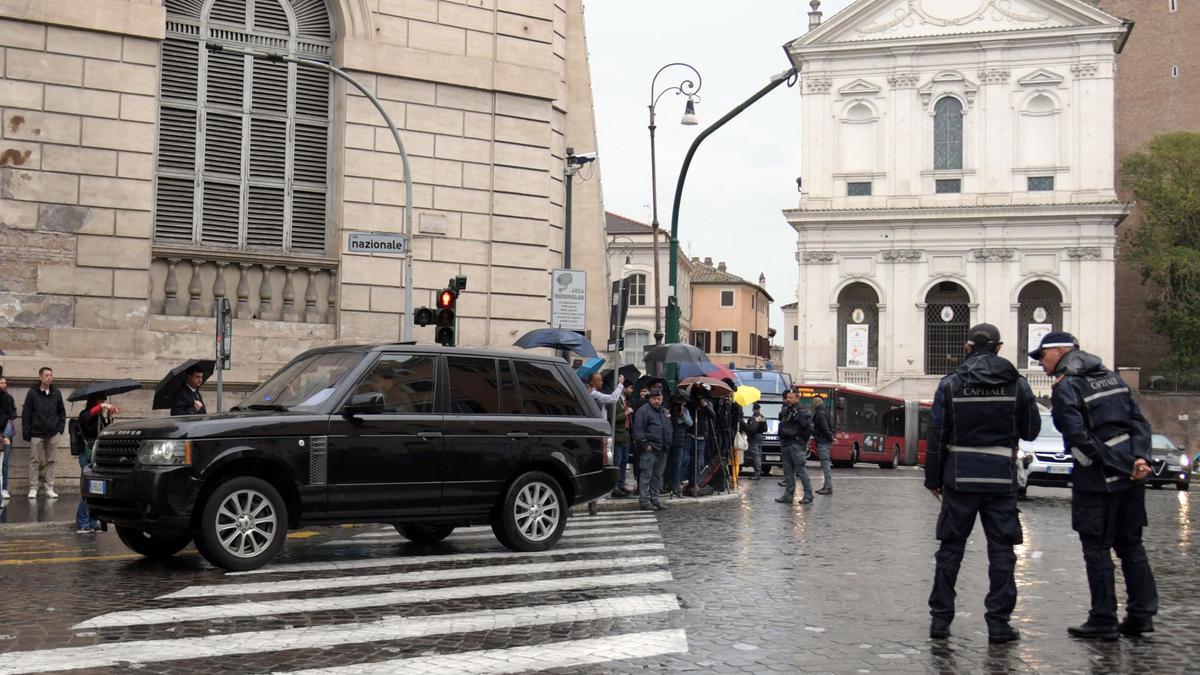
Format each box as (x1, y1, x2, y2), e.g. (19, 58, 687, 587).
(733, 386, 762, 408)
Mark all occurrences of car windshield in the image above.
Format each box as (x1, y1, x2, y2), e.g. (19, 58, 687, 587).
(1151, 434, 1177, 452)
(744, 401, 783, 419)
(240, 351, 363, 411)
(1039, 414, 1062, 438)
(733, 370, 790, 395)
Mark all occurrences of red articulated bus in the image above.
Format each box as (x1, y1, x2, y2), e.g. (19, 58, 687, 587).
(794, 384, 931, 468)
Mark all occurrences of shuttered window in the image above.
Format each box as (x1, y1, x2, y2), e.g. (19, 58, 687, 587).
(156, 0, 332, 254)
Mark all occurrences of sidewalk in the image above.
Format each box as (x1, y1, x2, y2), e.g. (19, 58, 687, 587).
(0, 491, 82, 531)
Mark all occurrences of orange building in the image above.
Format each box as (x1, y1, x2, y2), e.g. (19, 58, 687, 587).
(687, 258, 772, 369)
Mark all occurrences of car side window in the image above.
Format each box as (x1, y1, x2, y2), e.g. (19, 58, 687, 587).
(352, 353, 437, 413)
(447, 356, 502, 414)
(513, 361, 584, 416)
(498, 359, 521, 415)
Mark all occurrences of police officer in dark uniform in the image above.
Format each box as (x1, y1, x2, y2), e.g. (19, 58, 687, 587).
(924, 323, 1040, 643)
(1032, 331, 1158, 640)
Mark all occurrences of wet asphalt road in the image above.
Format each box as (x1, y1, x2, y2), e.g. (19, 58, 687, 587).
(0, 466, 1196, 673)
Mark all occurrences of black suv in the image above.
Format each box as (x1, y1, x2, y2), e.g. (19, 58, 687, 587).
(83, 345, 617, 571)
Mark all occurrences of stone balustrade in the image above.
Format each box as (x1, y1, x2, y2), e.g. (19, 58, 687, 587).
(837, 367, 877, 387)
(150, 247, 338, 323)
(1023, 369, 1054, 397)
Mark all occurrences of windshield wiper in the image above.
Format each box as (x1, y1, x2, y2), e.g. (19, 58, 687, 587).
(245, 403, 289, 411)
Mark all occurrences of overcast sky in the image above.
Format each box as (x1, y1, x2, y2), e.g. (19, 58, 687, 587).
(584, 0, 855, 339)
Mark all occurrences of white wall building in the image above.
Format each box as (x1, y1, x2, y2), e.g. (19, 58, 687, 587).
(784, 0, 1131, 399)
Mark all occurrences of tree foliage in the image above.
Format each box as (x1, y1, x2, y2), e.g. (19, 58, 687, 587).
(1120, 131, 1200, 370)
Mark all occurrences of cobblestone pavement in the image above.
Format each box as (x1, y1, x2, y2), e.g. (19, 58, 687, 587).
(0, 468, 1197, 673)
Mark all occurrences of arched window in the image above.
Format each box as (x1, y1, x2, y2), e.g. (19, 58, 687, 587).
(155, 0, 333, 254)
(625, 273, 647, 307)
(924, 281, 970, 375)
(933, 97, 963, 171)
(837, 283, 879, 368)
(1017, 281, 1064, 369)
(623, 329, 651, 369)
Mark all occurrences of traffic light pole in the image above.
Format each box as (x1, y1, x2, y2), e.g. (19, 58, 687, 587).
(205, 43, 416, 341)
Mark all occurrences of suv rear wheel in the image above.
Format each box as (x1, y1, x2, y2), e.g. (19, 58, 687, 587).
(492, 471, 566, 552)
(115, 526, 192, 559)
(396, 523, 455, 543)
(197, 476, 288, 572)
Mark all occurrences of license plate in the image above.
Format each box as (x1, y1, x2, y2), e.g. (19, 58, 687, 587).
(765, 454, 780, 463)
(87, 479, 108, 495)
(1047, 465, 1072, 475)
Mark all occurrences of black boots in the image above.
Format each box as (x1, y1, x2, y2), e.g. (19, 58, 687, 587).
(1068, 623, 1120, 640)
(929, 621, 951, 639)
(1118, 615, 1155, 637)
(988, 625, 1021, 644)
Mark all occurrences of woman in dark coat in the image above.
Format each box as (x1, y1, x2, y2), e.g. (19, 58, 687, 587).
(75, 394, 118, 533)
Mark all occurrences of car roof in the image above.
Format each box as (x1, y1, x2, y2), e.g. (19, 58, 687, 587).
(295, 343, 567, 365)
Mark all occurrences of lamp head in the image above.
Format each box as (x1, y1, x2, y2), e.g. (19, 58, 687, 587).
(680, 98, 698, 126)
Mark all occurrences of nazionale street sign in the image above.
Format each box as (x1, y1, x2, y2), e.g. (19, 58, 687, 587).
(347, 231, 408, 255)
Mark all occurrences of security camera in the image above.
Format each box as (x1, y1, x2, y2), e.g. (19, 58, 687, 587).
(576, 151, 597, 161)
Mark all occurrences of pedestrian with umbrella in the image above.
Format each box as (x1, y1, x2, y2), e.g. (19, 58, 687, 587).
(154, 359, 215, 416)
(70, 381, 139, 533)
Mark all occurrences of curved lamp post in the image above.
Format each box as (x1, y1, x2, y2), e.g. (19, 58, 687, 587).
(649, 63, 702, 345)
(666, 67, 799, 346)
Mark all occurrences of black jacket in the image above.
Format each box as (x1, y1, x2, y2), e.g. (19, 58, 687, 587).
(0, 390, 16, 436)
(170, 386, 207, 416)
(1050, 349, 1151, 494)
(632, 401, 673, 452)
(812, 405, 833, 443)
(924, 350, 1040, 493)
(22, 385, 66, 441)
(779, 402, 812, 441)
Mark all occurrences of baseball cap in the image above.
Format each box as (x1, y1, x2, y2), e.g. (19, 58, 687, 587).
(1029, 331, 1078, 360)
(967, 323, 1001, 347)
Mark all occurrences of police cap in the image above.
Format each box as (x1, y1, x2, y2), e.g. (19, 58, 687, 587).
(966, 323, 1001, 348)
(1029, 330, 1078, 361)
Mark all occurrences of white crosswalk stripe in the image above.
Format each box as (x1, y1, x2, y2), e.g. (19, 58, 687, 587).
(3, 514, 683, 674)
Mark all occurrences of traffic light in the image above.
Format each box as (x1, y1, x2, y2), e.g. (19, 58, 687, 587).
(413, 306, 434, 327)
(435, 287, 457, 346)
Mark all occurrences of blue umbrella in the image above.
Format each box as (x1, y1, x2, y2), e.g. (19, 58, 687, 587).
(513, 328, 598, 358)
(575, 357, 605, 380)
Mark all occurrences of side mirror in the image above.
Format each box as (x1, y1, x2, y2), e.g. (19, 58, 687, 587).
(343, 392, 385, 417)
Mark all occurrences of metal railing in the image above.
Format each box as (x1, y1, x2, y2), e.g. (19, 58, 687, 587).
(836, 368, 877, 387)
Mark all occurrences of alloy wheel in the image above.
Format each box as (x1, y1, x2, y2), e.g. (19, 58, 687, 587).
(514, 481, 560, 542)
(215, 488, 279, 558)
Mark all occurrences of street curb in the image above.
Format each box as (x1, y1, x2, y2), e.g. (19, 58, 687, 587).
(571, 488, 742, 513)
(0, 520, 77, 533)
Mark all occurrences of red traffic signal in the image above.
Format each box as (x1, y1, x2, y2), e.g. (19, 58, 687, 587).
(437, 289, 457, 309)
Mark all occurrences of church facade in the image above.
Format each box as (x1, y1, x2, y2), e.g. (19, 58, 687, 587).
(784, 0, 1131, 398)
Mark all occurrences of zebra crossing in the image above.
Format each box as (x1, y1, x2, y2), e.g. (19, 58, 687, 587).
(0, 511, 686, 674)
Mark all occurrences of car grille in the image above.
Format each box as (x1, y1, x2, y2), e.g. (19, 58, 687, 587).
(93, 439, 140, 469)
(1034, 452, 1071, 463)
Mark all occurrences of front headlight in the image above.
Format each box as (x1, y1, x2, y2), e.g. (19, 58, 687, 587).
(137, 440, 192, 465)
(1181, 454, 1190, 469)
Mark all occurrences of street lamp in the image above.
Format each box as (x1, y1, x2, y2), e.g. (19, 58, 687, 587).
(649, 63, 702, 345)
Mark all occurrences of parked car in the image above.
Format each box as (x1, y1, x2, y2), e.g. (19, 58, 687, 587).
(1020, 412, 1072, 497)
(83, 345, 617, 571)
(742, 396, 783, 475)
(1147, 433, 1190, 491)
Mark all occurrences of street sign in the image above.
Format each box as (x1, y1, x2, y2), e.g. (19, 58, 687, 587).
(215, 297, 232, 369)
(550, 269, 586, 331)
(347, 231, 408, 255)
(607, 279, 630, 352)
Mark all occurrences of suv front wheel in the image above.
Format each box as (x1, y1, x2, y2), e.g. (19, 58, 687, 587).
(196, 476, 288, 571)
(492, 471, 566, 552)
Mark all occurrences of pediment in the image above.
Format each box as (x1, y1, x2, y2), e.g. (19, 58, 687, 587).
(792, 0, 1125, 48)
(1017, 68, 1065, 86)
(838, 78, 882, 96)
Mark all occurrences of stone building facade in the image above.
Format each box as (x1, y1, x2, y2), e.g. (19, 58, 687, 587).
(785, 0, 1130, 399)
(0, 0, 609, 490)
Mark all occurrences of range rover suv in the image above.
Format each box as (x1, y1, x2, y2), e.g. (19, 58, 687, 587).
(83, 345, 617, 571)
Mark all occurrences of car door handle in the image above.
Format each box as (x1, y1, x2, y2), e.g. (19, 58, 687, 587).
(418, 431, 443, 440)
(507, 432, 529, 439)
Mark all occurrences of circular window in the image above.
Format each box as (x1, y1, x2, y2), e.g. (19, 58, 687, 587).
(941, 306, 955, 322)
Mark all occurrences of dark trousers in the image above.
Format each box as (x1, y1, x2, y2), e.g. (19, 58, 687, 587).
(1072, 484, 1159, 627)
(929, 488, 1022, 629)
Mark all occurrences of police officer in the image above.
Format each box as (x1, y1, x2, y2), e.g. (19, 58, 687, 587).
(925, 323, 1040, 643)
(775, 389, 814, 505)
(1031, 331, 1158, 640)
(632, 388, 672, 512)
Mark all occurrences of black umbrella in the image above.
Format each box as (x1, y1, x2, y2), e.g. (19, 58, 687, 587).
(513, 328, 598, 358)
(67, 378, 142, 403)
(643, 343, 709, 375)
(153, 359, 216, 410)
(599, 364, 642, 391)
